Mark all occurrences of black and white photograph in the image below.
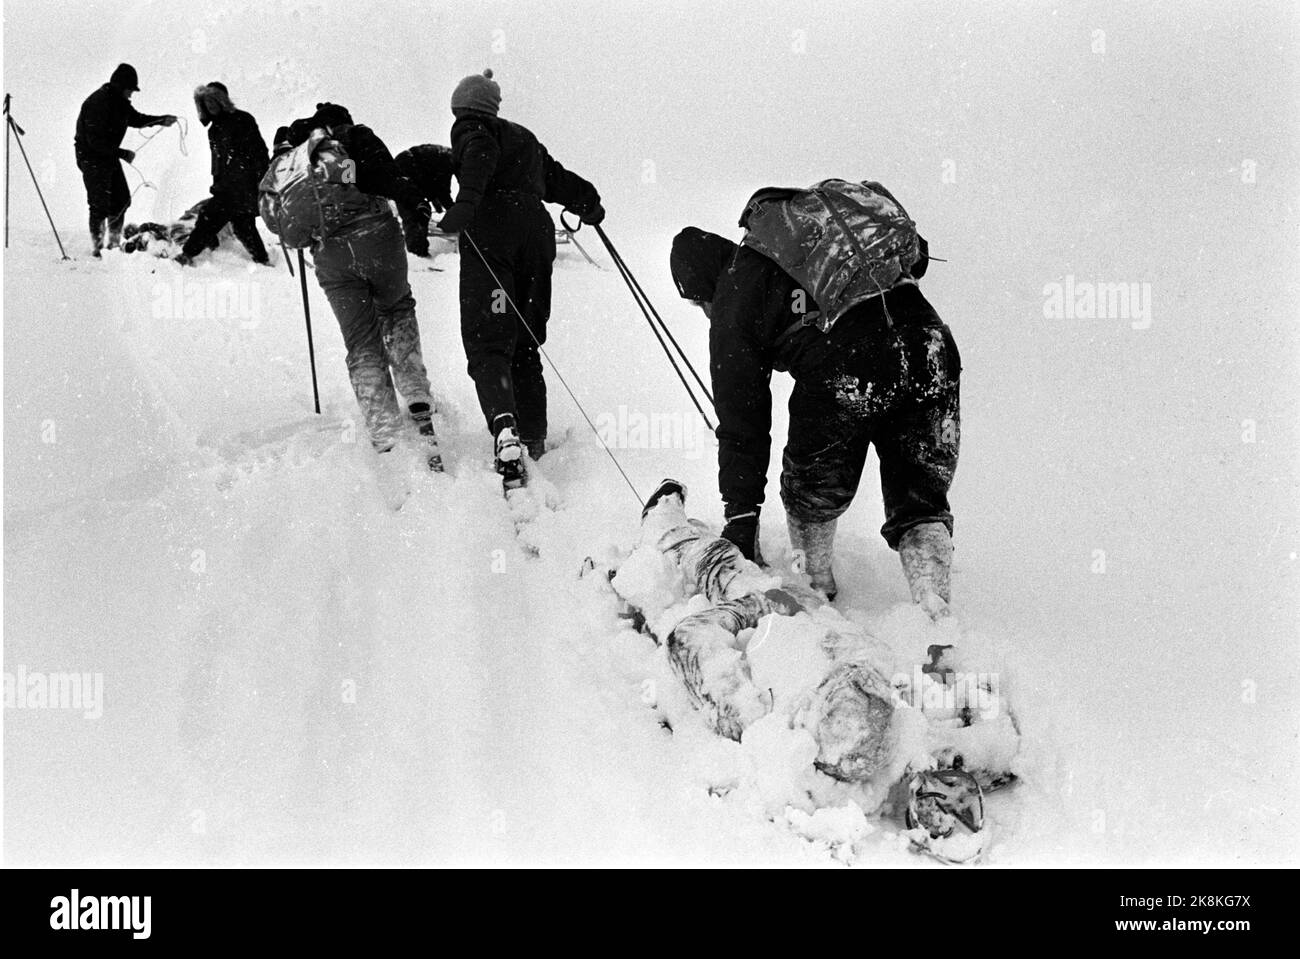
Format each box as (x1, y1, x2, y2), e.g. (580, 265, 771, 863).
(1, 0, 1296, 927)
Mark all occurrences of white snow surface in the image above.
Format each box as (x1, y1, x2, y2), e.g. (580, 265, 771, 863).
(3, 0, 1299, 866)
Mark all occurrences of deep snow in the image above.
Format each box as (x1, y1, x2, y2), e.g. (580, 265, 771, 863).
(3, 0, 1298, 866)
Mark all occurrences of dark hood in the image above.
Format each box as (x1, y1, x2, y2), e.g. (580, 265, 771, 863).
(669, 227, 738, 302)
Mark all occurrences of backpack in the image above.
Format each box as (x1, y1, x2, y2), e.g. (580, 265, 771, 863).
(258, 128, 385, 248)
(739, 179, 921, 332)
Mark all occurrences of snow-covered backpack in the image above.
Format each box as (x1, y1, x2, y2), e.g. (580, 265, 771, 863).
(258, 128, 386, 248)
(739, 179, 921, 332)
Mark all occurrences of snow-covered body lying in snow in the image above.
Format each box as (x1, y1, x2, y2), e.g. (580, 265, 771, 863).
(598, 480, 1021, 861)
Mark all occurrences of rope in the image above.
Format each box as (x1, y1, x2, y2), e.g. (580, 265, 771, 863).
(132, 116, 188, 158)
(460, 228, 644, 507)
(116, 118, 188, 221)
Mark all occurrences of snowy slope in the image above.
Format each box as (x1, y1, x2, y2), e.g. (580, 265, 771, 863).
(4, 0, 1299, 866)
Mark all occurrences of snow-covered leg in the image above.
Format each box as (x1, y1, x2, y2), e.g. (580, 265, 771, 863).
(788, 514, 839, 601)
(898, 522, 954, 619)
(665, 593, 773, 740)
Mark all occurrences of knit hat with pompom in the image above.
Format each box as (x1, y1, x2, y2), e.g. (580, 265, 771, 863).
(451, 69, 501, 116)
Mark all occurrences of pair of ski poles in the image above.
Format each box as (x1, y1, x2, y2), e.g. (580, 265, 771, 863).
(3, 93, 68, 258)
(558, 211, 716, 432)
(288, 215, 714, 508)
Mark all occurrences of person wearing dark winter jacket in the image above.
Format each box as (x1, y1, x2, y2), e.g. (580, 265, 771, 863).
(441, 69, 604, 488)
(291, 104, 434, 252)
(393, 144, 455, 257)
(272, 105, 440, 459)
(669, 224, 960, 617)
(74, 63, 177, 255)
(175, 83, 269, 265)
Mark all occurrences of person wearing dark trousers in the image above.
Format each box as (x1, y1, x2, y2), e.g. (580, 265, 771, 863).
(277, 105, 439, 456)
(74, 63, 177, 256)
(175, 82, 269, 265)
(393, 144, 455, 257)
(669, 226, 960, 617)
(439, 69, 604, 488)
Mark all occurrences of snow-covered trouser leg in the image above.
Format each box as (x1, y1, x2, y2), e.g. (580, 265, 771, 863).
(638, 483, 776, 738)
(876, 324, 961, 549)
(380, 306, 433, 413)
(787, 515, 838, 600)
(898, 521, 954, 618)
(666, 593, 773, 740)
(314, 220, 409, 451)
(634, 481, 898, 758)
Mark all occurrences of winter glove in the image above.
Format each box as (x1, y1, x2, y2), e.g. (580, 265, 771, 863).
(720, 506, 761, 564)
(436, 202, 475, 234)
(580, 202, 605, 226)
(406, 201, 433, 256)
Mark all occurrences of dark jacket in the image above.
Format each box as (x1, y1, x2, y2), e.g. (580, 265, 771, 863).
(683, 230, 939, 511)
(450, 113, 600, 216)
(74, 83, 168, 165)
(395, 144, 455, 212)
(207, 109, 269, 204)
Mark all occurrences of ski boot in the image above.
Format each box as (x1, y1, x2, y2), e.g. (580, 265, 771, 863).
(90, 222, 105, 259)
(641, 477, 687, 519)
(409, 401, 444, 472)
(788, 515, 838, 601)
(899, 522, 954, 619)
(905, 758, 987, 864)
(493, 413, 526, 492)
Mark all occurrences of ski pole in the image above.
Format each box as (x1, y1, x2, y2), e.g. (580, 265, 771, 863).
(297, 249, 320, 414)
(3, 96, 67, 259)
(601, 224, 713, 406)
(461, 228, 643, 506)
(592, 223, 714, 428)
(557, 212, 603, 270)
(4, 95, 11, 249)
(281, 241, 294, 277)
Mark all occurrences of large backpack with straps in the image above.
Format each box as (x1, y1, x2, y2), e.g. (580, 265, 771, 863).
(739, 179, 921, 332)
(258, 128, 386, 249)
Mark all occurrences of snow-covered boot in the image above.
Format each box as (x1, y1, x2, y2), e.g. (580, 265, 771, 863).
(90, 222, 105, 258)
(641, 478, 687, 519)
(898, 522, 954, 619)
(522, 437, 546, 461)
(493, 413, 525, 491)
(409, 401, 443, 472)
(788, 515, 838, 601)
